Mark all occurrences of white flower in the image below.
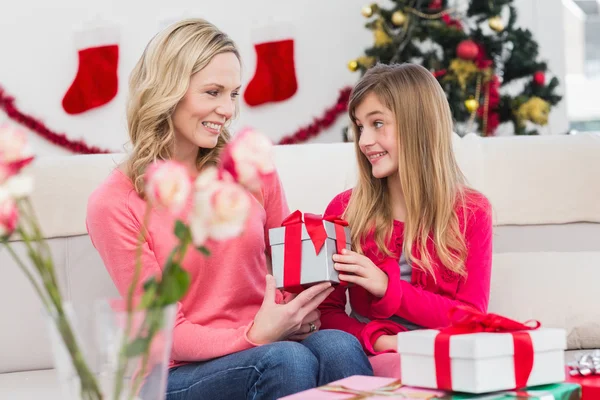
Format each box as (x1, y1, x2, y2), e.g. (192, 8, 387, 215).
(220, 128, 275, 192)
(144, 161, 192, 214)
(3, 175, 34, 198)
(0, 123, 31, 163)
(190, 169, 251, 246)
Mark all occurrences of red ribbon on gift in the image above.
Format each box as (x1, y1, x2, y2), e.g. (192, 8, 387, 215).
(434, 306, 541, 391)
(281, 211, 348, 292)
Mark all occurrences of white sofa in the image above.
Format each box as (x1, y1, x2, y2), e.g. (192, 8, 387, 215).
(1, 133, 600, 399)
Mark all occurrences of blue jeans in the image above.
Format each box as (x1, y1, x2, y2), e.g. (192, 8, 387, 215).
(165, 329, 373, 400)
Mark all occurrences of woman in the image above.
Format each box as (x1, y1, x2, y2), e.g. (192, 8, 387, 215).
(86, 18, 373, 400)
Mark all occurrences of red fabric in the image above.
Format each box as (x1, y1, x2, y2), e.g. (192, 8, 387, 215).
(434, 306, 539, 390)
(62, 44, 119, 114)
(319, 189, 493, 354)
(244, 39, 297, 107)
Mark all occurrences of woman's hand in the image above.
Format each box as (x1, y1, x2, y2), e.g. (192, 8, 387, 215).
(247, 275, 334, 344)
(287, 309, 321, 341)
(333, 249, 389, 298)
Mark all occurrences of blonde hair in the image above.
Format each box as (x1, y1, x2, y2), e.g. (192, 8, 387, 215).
(126, 18, 240, 195)
(345, 63, 468, 279)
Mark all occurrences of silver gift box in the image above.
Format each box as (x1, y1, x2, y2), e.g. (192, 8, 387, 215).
(269, 220, 351, 290)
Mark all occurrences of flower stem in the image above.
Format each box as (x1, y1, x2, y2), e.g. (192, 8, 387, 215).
(113, 204, 152, 400)
(2, 241, 51, 311)
(6, 216, 103, 399)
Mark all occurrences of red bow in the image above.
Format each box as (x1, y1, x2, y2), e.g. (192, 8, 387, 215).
(280, 211, 348, 292)
(434, 306, 540, 391)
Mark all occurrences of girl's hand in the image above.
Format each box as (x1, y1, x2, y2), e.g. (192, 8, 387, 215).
(373, 334, 398, 352)
(333, 249, 389, 298)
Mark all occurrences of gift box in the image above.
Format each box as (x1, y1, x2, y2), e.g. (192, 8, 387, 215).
(449, 383, 581, 399)
(278, 375, 447, 399)
(565, 352, 600, 399)
(269, 210, 350, 293)
(566, 374, 600, 400)
(278, 375, 581, 399)
(397, 307, 567, 394)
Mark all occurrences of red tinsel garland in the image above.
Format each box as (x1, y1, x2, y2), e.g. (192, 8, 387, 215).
(0, 85, 352, 153)
(0, 86, 113, 154)
(277, 87, 352, 145)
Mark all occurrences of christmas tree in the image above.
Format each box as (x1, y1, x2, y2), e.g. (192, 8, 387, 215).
(348, 0, 562, 136)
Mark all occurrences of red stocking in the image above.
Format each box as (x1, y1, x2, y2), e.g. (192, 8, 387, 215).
(244, 37, 298, 107)
(62, 25, 119, 115)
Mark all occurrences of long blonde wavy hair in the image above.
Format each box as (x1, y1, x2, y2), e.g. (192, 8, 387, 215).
(345, 63, 469, 279)
(126, 18, 240, 195)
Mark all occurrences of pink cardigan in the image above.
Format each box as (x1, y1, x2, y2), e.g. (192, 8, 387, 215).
(86, 169, 290, 366)
(319, 189, 493, 355)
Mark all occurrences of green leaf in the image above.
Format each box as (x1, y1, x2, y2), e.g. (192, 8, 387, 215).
(197, 246, 211, 256)
(143, 277, 158, 291)
(139, 281, 158, 310)
(158, 264, 190, 306)
(174, 220, 190, 242)
(125, 337, 150, 357)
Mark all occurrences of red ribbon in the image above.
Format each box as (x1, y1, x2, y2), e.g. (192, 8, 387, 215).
(280, 211, 348, 292)
(434, 306, 540, 391)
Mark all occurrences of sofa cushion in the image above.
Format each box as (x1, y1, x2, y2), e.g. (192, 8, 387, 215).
(488, 251, 600, 349)
(0, 235, 117, 374)
(0, 369, 62, 400)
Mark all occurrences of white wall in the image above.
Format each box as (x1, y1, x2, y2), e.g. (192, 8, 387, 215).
(0, 0, 373, 156)
(511, 0, 569, 135)
(0, 0, 570, 156)
(563, 0, 587, 75)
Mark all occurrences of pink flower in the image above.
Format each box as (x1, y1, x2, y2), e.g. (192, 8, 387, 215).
(144, 161, 192, 214)
(0, 191, 18, 238)
(220, 127, 275, 192)
(0, 123, 30, 164)
(190, 167, 251, 246)
(0, 124, 34, 185)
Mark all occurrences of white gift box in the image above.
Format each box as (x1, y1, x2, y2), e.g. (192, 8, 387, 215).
(397, 328, 567, 394)
(269, 219, 350, 291)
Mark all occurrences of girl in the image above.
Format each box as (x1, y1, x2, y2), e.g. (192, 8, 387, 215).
(86, 19, 372, 400)
(320, 63, 493, 356)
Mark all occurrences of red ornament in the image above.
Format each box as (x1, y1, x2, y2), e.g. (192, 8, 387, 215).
(457, 40, 479, 60)
(533, 71, 545, 86)
(429, 0, 443, 9)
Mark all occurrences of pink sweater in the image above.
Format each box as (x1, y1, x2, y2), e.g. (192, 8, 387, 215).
(86, 168, 290, 366)
(319, 189, 493, 355)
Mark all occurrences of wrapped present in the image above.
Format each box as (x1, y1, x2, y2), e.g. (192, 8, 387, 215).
(566, 354, 600, 399)
(397, 306, 567, 394)
(269, 210, 350, 293)
(278, 376, 581, 399)
(278, 375, 447, 399)
(450, 383, 581, 399)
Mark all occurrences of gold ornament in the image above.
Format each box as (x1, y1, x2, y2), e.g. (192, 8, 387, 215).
(348, 60, 359, 72)
(357, 56, 376, 69)
(515, 97, 551, 127)
(373, 19, 393, 47)
(465, 98, 480, 113)
(391, 10, 407, 26)
(488, 16, 504, 32)
(361, 4, 377, 18)
(448, 59, 479, 89)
